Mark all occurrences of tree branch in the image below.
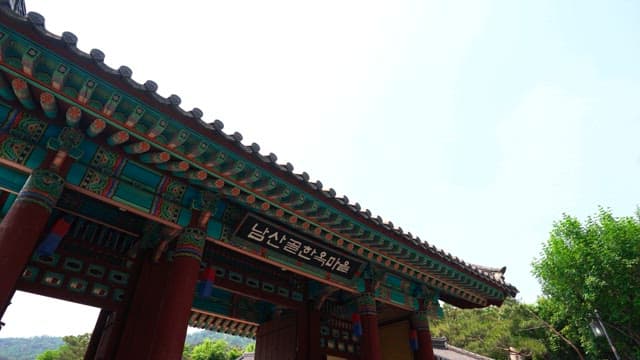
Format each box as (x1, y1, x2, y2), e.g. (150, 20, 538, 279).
(525, 307, 585, 360)
(601, 320, 640, 347)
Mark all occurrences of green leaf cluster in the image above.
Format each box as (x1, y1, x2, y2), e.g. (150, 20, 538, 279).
(532, 208, 640, 359)
(35, 333, 90, 360)
(183, 339, 251, 360)
(430, 299, 548, 359)
(29, 331, 255, 360)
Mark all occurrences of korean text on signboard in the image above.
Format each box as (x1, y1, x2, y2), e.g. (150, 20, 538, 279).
(234, 214, 362, 279)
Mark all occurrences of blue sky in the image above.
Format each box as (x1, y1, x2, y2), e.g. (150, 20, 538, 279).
(2, 0, 639, 337)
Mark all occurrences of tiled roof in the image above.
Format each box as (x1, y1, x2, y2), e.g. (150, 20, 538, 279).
(470, 265, 508, 283)
(235, 353, 254, 360)
(0, 8, 517, 299)
(433, 337, 494, 360)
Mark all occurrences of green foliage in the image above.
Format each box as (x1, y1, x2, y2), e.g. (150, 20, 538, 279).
(185, 330, 253, 359)
(0, 336, 63, 360)
(431, 299, 548, 359)
(57, 333, 90, 359)
(186, 330, 253, 349)
(33, 333, 90, 360)
(244, 342, 255, 353)
(183, 343, 195, 360)
(21, 330, 253, 360)
(189, 339, 243, 360)
(532, 208, 640, 359)
(36, 349, 61, 360)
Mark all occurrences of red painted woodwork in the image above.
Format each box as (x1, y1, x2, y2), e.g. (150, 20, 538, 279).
(415, 328, 435, 360)
(295, 302, 323, 360)
(296, 306, 308, 360)
(93, 311, 126, 360)
(148, 254, 202, 359)
(0, 199, 54, 314)
(305, 304, 322, 360)
(0, 190, 9, 210)
(214, 275, 303, 310)
(16, 270, 123, 311)
(115, 254, 171, 359)
(255, 314, 298, 360)
(84, 309, 110, 360)
(361, 312, 382, 360)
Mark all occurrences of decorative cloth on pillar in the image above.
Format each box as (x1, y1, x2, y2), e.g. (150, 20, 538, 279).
(357, 292, 377, 315)
(16, 169, 64, 213)
(198, 267, 216, 297)
(174, 227, 206, 261)
(351, 313, 363, 337)
(409, 329, 419, 351)
(36, 215, 73, 256)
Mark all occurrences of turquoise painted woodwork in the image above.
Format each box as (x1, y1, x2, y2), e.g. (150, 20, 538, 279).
(113, 182, 154, 211)
(0, 193, 16, 215)
(206, 219, 223, 240)
(120, 161, 162, 191)
(16, 169, 64, 213)
(0, 21, 516, 306)
(0, 103, 208, 226)
(0, 165, 27, 192)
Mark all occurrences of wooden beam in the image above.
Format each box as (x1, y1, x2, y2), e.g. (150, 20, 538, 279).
(213, 276, 302, 310)
(17, 280, 122, 311)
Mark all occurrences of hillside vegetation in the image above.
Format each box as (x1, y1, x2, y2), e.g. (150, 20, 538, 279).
(0, 336, 63, 360)
(0, 331, 253, 360)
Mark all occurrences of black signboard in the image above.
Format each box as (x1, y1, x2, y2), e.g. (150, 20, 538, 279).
(234, 214, 363, 279)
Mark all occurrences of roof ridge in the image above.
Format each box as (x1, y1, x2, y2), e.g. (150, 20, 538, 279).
(0, 8, 517, 296)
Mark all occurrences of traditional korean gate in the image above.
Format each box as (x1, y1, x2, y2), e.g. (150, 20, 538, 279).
(0, 6, 518, 360)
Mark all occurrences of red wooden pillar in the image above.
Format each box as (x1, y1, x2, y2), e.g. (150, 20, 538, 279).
(148, 227, 207, 360)
(296, 303, 309, 360)
(0, 169, 64, 313)
(297, 301, 321, 360)
(307, 303, 322, 360)
(93, 311, 127, 360)
(84, 309, 110, 360)
(358, 291, 381, 360)
(412, 306, 434, 360)
(114, 252, 172, 359)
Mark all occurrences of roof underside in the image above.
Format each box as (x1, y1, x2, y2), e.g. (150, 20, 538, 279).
(0, 8, 517, 308)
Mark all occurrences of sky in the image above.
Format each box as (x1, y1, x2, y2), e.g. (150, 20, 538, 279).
(2, 0, 640, 338)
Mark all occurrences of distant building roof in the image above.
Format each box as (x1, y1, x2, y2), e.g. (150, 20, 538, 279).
(433, 337, 494, 360)
(236, 353, 254, 360)
(233, 342, 492, 360)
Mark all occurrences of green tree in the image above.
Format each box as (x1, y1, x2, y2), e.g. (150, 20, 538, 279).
(57, 333, 90, 360)
(430, 299, 548, 359)
(183, 343, 194, 360)
(35, 333, 90, 360)
(227, 346, 242, 359)
(532, 209, 640, 359)
(190, 339, 241, 360)
(35, 349, 61, 360)
(243, 342, 255, 353)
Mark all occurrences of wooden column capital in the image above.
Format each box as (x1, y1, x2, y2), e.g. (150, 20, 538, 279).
(412, 308, 435, 360)
(0, 167, 66, 318)
(357, 288, 382, 360)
